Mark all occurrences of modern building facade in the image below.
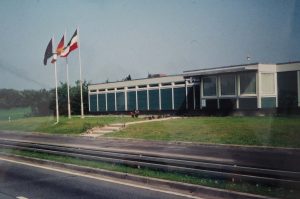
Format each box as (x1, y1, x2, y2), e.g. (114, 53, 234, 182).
(88, 61, 300, 114)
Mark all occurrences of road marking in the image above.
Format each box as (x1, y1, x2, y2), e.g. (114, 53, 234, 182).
(0, 157, 204, 199)
(16, 196, 28, 199)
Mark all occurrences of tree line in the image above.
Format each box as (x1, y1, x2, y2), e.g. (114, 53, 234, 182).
(0, 81, 89, 116)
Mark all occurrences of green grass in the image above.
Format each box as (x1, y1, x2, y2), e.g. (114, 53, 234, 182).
(107, 116, 300, 148)
(0, 107, 31, 120)
(1, 148, 298, 199)
(0, 116, 141, 134)
(1, 115, 300, 148)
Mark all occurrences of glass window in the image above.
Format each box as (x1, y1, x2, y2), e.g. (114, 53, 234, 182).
(240, 72, 256, 94)
(261, 73, 275, 94)
(203, 76, 217, 96)
(221, 74, 236, 95)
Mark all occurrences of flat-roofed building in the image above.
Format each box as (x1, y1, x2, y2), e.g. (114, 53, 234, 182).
(88, 61, 300, 115)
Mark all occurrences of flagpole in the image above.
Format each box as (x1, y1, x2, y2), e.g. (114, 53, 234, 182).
(77, 26, 84, 118)
(66, 57, 71, 119)
(65, 30, 71, 119)
(54, 61, 59, 123)
(53, 37, 59, 123)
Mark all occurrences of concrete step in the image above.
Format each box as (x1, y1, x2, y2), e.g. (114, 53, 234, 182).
(102, 126, 122, 131)
(109, 123, 126, 128)
(92, 129, 113, 133)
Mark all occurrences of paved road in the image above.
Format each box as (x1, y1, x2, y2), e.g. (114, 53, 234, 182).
(0, 159, 192, 199)
(0, 131, 300, 171)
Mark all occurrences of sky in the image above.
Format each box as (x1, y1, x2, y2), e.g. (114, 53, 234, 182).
(0, 0, 299, 90)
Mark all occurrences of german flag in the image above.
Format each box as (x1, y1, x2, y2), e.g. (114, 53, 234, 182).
(61, 29, 78, 57)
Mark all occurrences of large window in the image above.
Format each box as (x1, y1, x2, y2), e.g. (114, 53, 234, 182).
(161, 89, 172, 110)
(203, 76, 217, 96)
(240, 72, 256, 95)
(261, 73, 275, 94)
(220, 74, 236, 95)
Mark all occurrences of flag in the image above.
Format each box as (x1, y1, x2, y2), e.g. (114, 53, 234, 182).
(43, 39, 53, 65)
(51, 35, 64, 63)
(51, 54, 58, 64)
(61, 29, 78, 57)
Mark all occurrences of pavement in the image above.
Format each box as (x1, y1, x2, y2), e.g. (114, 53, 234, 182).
(82, 117, 180, 137)
(0, 159, 194, 199)
(0, 130, 300, 172)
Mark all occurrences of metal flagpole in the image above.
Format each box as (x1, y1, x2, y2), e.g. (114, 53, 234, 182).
(53, 36, 59, 123)
(66, 57, 71, 119)
(65, 30, 71, 119)
(77, 26, 84, 118)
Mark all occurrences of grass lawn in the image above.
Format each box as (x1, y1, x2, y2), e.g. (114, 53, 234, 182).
(0, 116, 140, 134)
(106, 116, 300, 148)
(0, 107, 31, 120)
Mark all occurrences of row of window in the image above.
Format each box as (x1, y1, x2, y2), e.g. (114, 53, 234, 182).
(89, 87, 187, 112)
(203, 72, 257, 97)
(202, 72, 275, 97)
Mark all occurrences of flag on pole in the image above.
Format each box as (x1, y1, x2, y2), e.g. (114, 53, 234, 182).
(61, 29, 78, 57)
(43, 39, 53, 65)
(51, 35, 65, 63)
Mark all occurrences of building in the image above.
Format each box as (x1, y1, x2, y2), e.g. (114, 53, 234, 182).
(88, 61, 300, 115)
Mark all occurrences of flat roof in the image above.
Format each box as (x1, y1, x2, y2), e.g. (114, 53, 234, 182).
(183, 62, 259, 73)
(89, 61, 300, 88)
(88, 74, 183, 86)
(183, 63, 260, 77)
(88, 74, 185, 90)
(276, 61, 300, 65)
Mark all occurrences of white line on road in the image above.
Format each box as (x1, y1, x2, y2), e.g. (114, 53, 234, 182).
(16, 196, 28, 199)
(0, 157, 204, 199)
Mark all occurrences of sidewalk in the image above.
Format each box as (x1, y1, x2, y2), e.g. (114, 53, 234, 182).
(82, 117, 180, 138)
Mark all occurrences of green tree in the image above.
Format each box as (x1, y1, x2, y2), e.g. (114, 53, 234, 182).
(49, 80, 89, 116)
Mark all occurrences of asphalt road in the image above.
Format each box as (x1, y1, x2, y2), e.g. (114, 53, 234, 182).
(0, 130, 300, 171)
(0, 159, 191, 199)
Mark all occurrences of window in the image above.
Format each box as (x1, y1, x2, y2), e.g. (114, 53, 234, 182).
(175, 81, 185, 85)
(220, 74, 235, 95)
(161, 83, 171, 86)
(203, 76, 217, 96)
(240, 72, 256, 94)
(261, 73, 275, 94)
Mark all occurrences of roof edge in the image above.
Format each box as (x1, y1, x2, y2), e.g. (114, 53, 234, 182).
(183, 62, 259, 73)
(88, 74, 183, 86)
(276, 61, 300, 65)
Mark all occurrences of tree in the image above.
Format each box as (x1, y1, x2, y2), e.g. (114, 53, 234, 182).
(49, 80, 89, 116)
(0, 88, 51, 116)
(123, 74, 131, 81)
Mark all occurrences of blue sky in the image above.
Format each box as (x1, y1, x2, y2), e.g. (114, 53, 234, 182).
(0, 0, 299, 89)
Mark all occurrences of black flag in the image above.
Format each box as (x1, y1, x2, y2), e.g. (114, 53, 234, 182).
(43, 39, 53, 65)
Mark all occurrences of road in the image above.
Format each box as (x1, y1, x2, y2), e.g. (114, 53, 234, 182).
(0, 130, 300, 171)
(0, 159, 193, 199)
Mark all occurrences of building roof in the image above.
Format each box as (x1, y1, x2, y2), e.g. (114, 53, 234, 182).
(88, 74, 185, 90)
(276, 61, 300, 65)
(183, 63, 259, 77)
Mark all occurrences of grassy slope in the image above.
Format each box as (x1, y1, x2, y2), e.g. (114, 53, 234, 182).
(1, 115, 299, 147)
(0, 116, 140, 134)
(0, 107, 31, 120)
(107, 116, 300, 148)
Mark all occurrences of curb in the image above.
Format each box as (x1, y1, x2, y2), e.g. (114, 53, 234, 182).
(0, 153, 278, 199)
(99, 136, 300, 152)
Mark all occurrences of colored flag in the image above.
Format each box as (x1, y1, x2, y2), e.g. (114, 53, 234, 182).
(43, 39, 53, 65)
(61, 29, 78, 57)
(51, 35, 64, 63)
